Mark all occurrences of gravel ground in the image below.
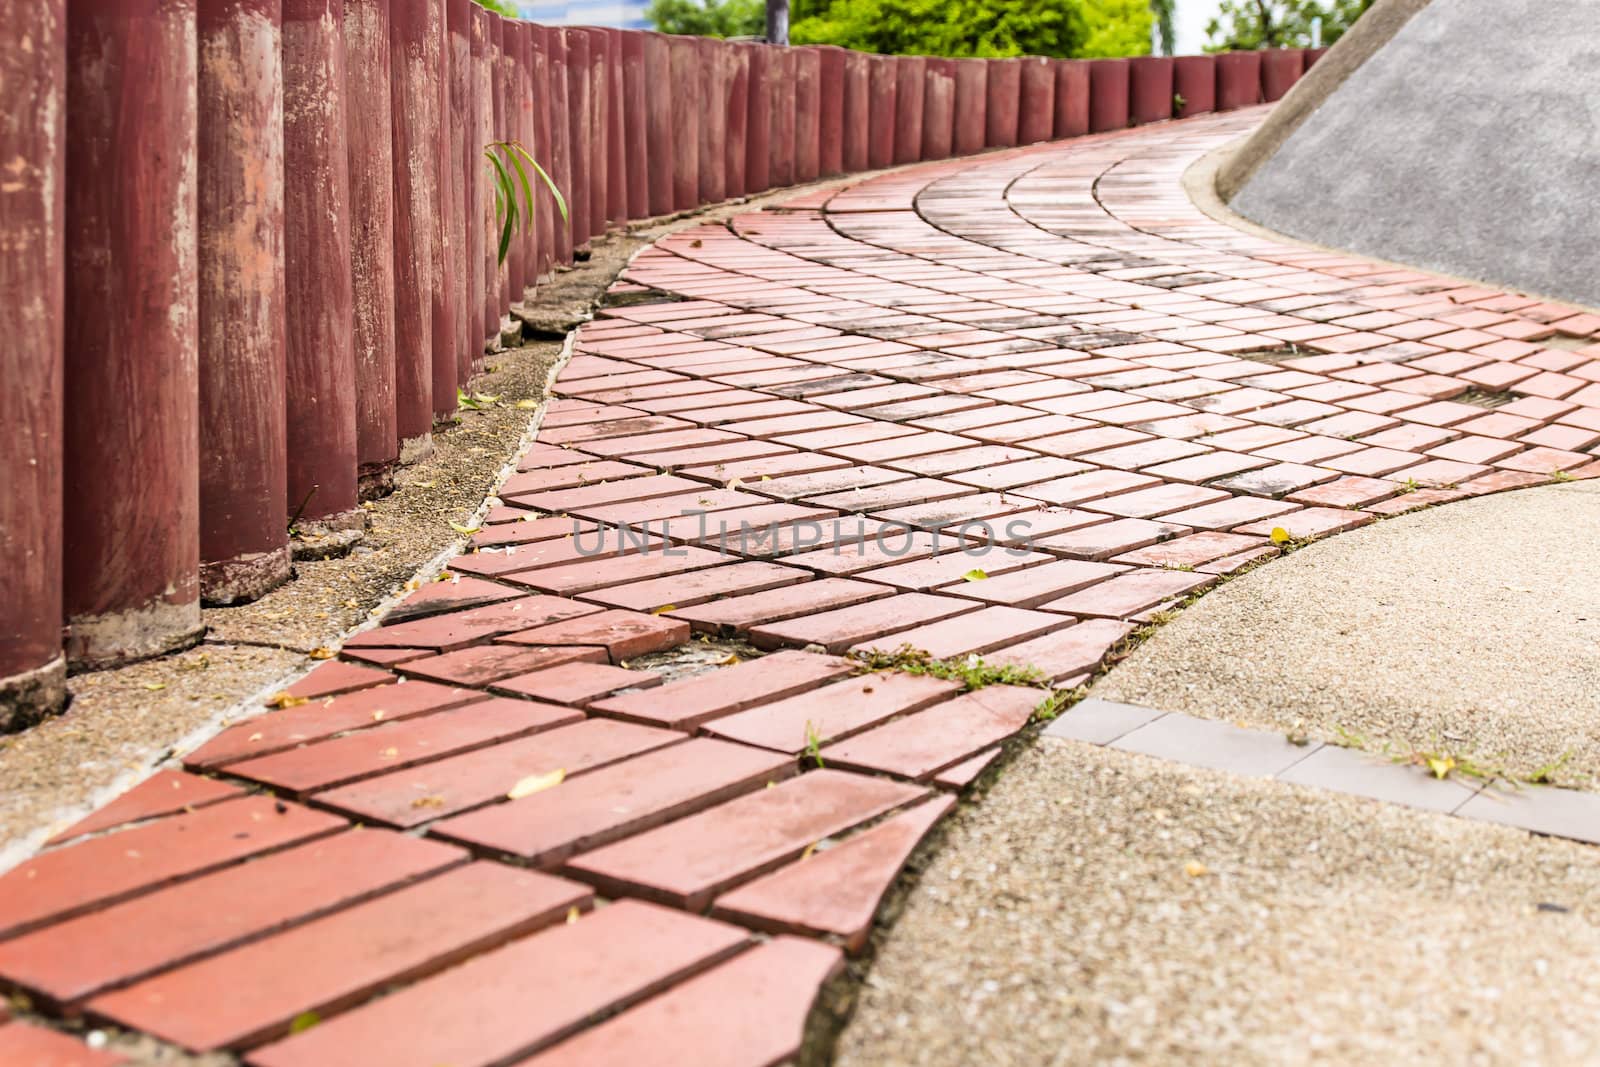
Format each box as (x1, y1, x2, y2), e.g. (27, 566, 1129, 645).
(1097, 480, 1600, 789)
(835, 740, 1600, 1067)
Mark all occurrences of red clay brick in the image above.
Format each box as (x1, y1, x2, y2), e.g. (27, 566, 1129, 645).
(856, 547, 1054, 591)
(384, 575, 527, 622)
(91, 864, 589, 1052)
(942, 557, 1128, 608)
(0, 830, 463, 1006)
(1033, 517, 1189, 560)
(0, 1022, 126, 1067)
(933, 747, 1004, 790)
(983, 618, 1135, 681)
(343, 597, 603, 652)
(397, 645, 607, 687)
(515, 936, 844, 1067)
(497, 460, 654, 498)
(281, 661, 395, 701)
(1236, 507, 1376, 540)
(565, 770, 928, 910)
(225, 699, 584, 796)
(493, 662, 662, 706)
(749, 592, 979, 653)
(1040, 568, 1213, 618)
(430, 739, 796, 867)
(711, 797, 954, 952)
(667, 578, 894, 634)
(821, 686, 1040, 780)
(0, 798, 345, 938)
(499, 609, 690, 661)
(849, 605, 1066, 659)
(504, 545, 729, 597)
(246, 902, 747, 1067)
(589, 650, 855, 729)
(578, 561, 810, 612)
(704, 672, 962, 753)
(45, 770, 243, 846)
(1111, 531, 1265, 568)
(1157, 495, 1299, 530)
(311, 719, 684, 827)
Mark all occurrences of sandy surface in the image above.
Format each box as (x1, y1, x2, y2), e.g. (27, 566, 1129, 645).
(1096, 480, 1600, 789)
(836, 740, 1600, 1067)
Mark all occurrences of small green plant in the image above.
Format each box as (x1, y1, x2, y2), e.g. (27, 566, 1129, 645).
(803, 720, 826, 768)
(849, 645, 1046, 691)
(1171, 92, 1186, 117)
(484, 139, 566, 267)
(1550, 469, 1576, 483)
(1398, 477, 1421, 494)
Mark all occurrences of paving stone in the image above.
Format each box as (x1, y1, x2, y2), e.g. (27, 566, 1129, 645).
(572, 488, 771, 526)
(941, 557, 1128, 609)
(343, 597, 602, 652)
(982, 618, 1133, 682)
(430, 739, 795, 867)
(499, 608, 690, 661)
(508, 474, 709, 514)
(749, 592, 979, 653)
(579, 561, 809, 613)
(704, 672, 963, 753)
(1040, 567, 1213, 618)
(0, 831, 463, 1006)
(515, 936, 844, 1067)
(448, 532, 665, 581)
(711, 797, 954, 952)
(933, 747, 1004, 790)
(45, 770, 244, 846)
(281, 661, 395, 701)
(1455, 785, 1600, 846)
(856, 546, 1054, 592)
(872, 492, 1034, 531)
(1111, 531, 1265, 568)
(1034, 517, 1190, 560)
(497, 460, 654, 499)
(779, 530, 950, 576)
(1156, 494, 1300, 531)
(90, 864, 589, 1053)
(0, 797, 346, 939)
(311, 719, 684, 827)
(1285, 475, 1401, 509)
(339, 647, 432, 667)
(245, 901, 748, 1067)
(492, 657, 662, 707)
(1011, 469, 1159, 507)
(1112, 712, 1320, 778)
(667, 578, 893, 635)
(506, 545, 729, 597)
(1235, 506, 1375, 540)
(1078, 482, 1230, 519)
(1275, 744, 1479, 815)
(663, 505, 858, 558)
(1041, 697, 1167, 746)
(565, 770, 928, 910)
(821, 686, 1041, 781)
(589, 650, 854, 730)
(398, 645, 607, 687)
(0, 1022, 126, 1067)
(849, 605, 1067, 660)
(384, 576, 527, 622)
(225, 699, 583, 796)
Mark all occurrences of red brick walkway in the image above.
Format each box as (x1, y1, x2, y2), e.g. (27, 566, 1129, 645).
(6, 107, 1600, 1065)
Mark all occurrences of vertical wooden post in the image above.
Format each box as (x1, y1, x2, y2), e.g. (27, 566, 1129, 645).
(197, 0, 290, 605)
(447, 0, 474, 382)
(815, 45, 844, 177)
(669, 35, 701, 210)
(586, 28, 608, 239)
(345, 0, 398, 490)
(643, 32, 671, 216)
(1261, 48, 1303, 101)
(1129, 55, 1175, 125)
(621, 30, 649, 219)
(565, 27, 591, 245)
(392, 0, 438, 454)
(283, 0, 360, 535)
(768, 46, 796, 187)
(500, 18, 526, 303)
(698, 38, 728, 204)
(744, 43, 772, 194)
(604, 28, 626, 225)
(430, 0, 457, 417)
(1054, 58, 1089, 137)
(65, 0, 203, 667)
(1088, 57, 1130, 132)
(922, 57, 955, 160)
(952, 58, 986, 155)
(473, 5, 494, 342)
(892, 54, 924, 164)
(0, 0, 66, 723)
(533, 24, 557, 272)
(490, 14, 508, 314)
(984, 57, 1020, 148)
(866, 54, 896, 169)
(548, 25, 573, 259)
(1174, 54, 1216, 118)
(840, 50, 869, 171)
(724, 42, 750, 198)
(1216, 51, 1261, 110)
(1018, 56, 1055, 144)
(793, 46, 821, 182)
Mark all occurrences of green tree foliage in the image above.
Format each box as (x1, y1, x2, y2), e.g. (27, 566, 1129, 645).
(1149, 0, 1176, 56)
(787, 0, 1151, 59)
(470, 0, 518, 16)
(647, 0, 767, 37)
(1206, 0, 1376, 50)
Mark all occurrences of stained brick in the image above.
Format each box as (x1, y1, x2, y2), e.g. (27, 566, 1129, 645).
(0, 830, 463, 1006)
(225, 699, 583, 796)
(430, 739, 795, 867)
(0, 798, 345, 938)
(343, 597, 602, 652)
(589, 650, 855, 730)
(941, 558, 1128, 608)
(849, 605, 1066, 660)
(749, 592, 979, 653)
(1040, 568, 1214, 618)
(384, 576, 527, 622)
(398, 645, 607, 687)
(281, 661, 395, 701)
(578, 561, 811, 612)
(983, 618, 1135, 681)
(492, 662, 662, 706)
(565, 770, 928, 910)
(0, 1023, 126, 1067)
(500, 609, 690, 661)
(711, 797, 953, 951)
(245, 902, 748, 1067)
(704, 672, 962, 753)
(1033, 517, 1189, 560)
(90, 864, 589, 1052)
(667, 578, 893, 635)
(821, 686, 1040, 780)
(45, 770, 243, 846)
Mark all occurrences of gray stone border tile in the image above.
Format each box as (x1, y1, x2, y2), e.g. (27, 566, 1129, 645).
(1041, 697, 1165, 746)
(1110, 711, 1321, 778)
(1276, 743, 1480, 814)
(1457, 786, 1600, 845)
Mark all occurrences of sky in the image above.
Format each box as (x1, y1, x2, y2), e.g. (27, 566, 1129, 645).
(1174, 0, 1225, 54)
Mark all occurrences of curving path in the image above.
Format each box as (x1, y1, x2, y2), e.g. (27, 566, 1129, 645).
(4, 106, 1600, 1065)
